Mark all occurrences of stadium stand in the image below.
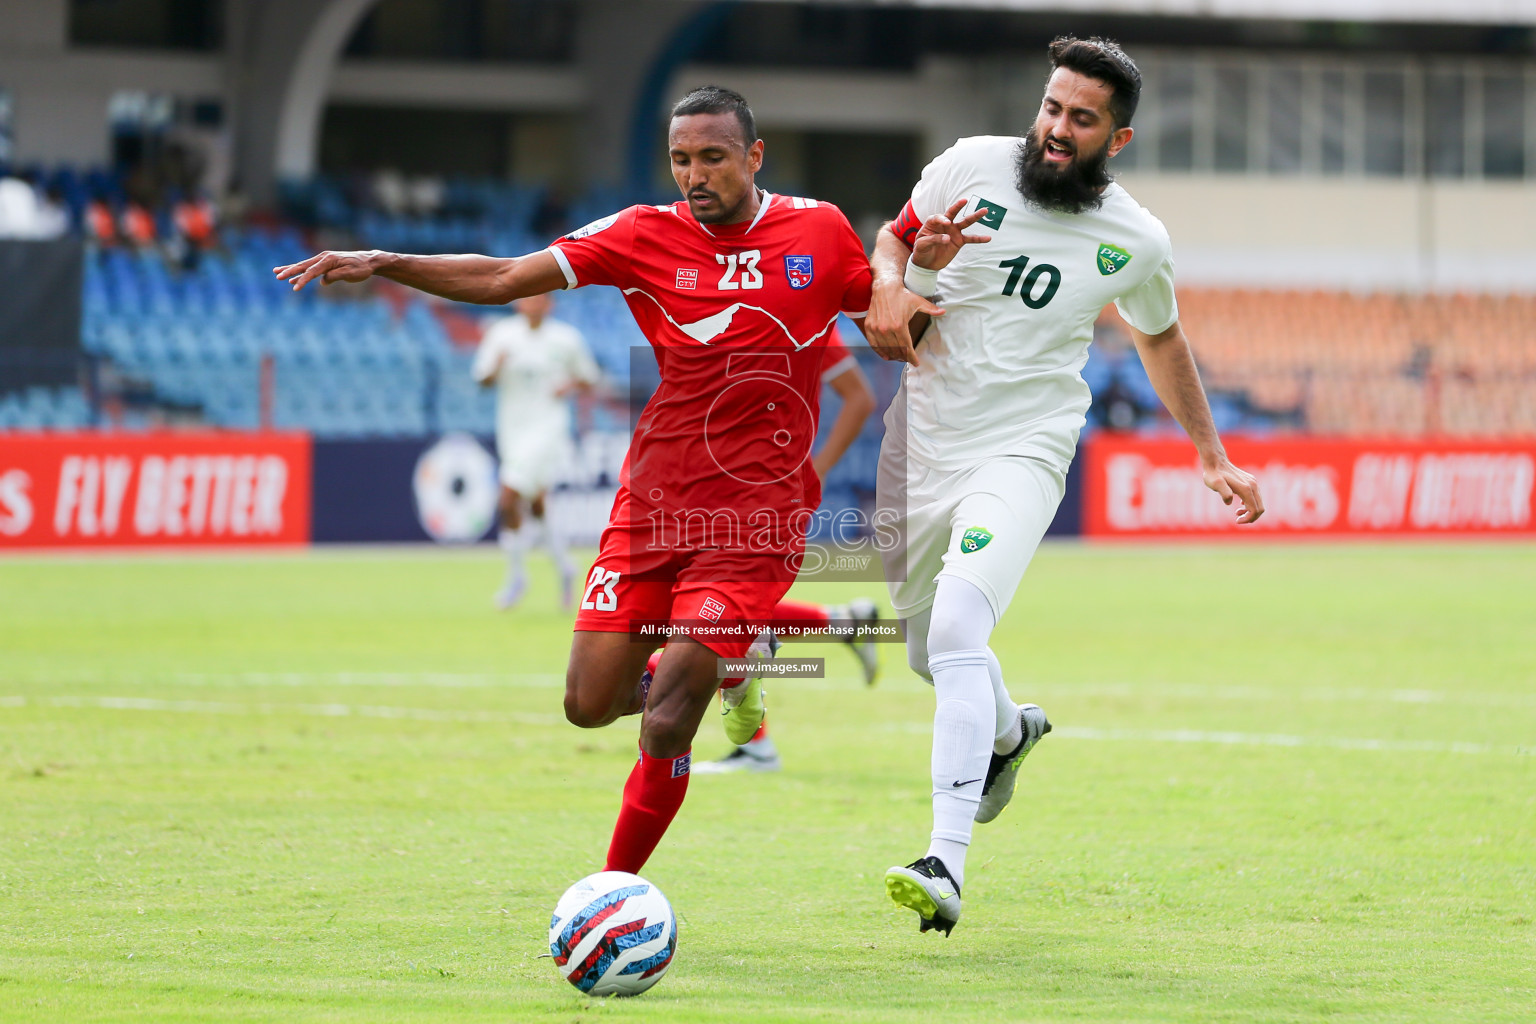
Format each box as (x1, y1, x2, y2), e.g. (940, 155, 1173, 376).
(0, 166, 647, 437)
(1, 165, 1531, 441)
(75, 234, 650, 437)
(1170, 289, 1536, 437)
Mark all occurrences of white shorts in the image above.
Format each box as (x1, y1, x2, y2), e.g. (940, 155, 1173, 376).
(876, 446, 1065, 622)
(496, 432, 571, 495)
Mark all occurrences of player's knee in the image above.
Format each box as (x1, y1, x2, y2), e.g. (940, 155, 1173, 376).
(926, 579, 995, 657)
(638, 707, 693, 757)
(906, 641, 933, 681)
(562, 692, 606, 729)
(562, 671, 615, 729)
(925, 610, 972, 658)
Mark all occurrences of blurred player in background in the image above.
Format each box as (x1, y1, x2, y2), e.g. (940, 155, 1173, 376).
(866, 36, 1265, 936)
(472, 292, 600, 610)
(275, 86, 874, 878)
(696, 328, 880, 774)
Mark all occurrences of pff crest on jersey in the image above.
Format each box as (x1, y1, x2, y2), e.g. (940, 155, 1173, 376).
(784, 255, 814, 289)
(960, 527, 993, 553)
(1097, 243, 1133, 276)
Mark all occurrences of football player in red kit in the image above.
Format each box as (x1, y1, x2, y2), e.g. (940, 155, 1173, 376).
(275, 86, 888, 875)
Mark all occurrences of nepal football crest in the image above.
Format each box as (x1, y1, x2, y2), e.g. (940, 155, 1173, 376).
(784, 255, 814, 289)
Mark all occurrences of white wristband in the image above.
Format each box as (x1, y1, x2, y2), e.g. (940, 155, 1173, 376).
(903, 260, 939, 296)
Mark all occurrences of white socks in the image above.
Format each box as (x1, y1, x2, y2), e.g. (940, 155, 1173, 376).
(500, 515, 576, 597)
(904, 576, 1035, 887)
(922, 576, 1008, 888)
(988, 648, 1023, 754)
(925, 647, 993, 888)
(497, 526, 526, 582)
(542, 514, 575, 584)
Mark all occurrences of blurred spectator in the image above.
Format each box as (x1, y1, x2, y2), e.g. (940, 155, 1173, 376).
(219, 179, 248, 227)
(37, 183, 70, 237)
(120, 200, 157, 248)
(84, 195, 119, 246)
(408, 175, 445, 217)
(1095, 375, 1143, 431)
(170, 189, 219, 268)
(372, 169, 409, 216)
(0, 176, 68, 239)
(1404, 343, 1434, 381)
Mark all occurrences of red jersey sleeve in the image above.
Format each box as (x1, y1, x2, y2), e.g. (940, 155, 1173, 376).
(820, 332, 856, 383)
(548, 207, 640, 289)
(828, 206, 873, 318)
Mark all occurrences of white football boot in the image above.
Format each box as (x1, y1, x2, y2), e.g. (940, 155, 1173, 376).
(884, 856, 962, 936)
(975, 704, 1051, 824)
(692, 739, 782, 774)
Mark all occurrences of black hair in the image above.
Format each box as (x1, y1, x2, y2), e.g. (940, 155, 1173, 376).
(1047, 36, 1142, 129)
(670, 85, 757, 149)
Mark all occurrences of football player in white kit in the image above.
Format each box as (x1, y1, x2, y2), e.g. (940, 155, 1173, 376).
(865, 36, 1266, 935)
(472, 293, 601, 610)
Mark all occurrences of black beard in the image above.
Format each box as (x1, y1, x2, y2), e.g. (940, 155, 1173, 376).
(1014, 127, 1112, 215)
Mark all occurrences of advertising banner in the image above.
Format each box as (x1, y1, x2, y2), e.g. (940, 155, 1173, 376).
(1082, 435, 1536, 538)
(310, 433, 622, 545)
(0, 432, 311, 549)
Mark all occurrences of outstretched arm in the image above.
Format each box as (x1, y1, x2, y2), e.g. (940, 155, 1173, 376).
(1129, 320, 1265, 524)
(474, 353, 504, 388)
(273, 249, 568, 305)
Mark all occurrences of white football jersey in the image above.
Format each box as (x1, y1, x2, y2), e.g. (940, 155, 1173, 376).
(472, 313, 599, 454)
(891, 135, 1178, 474)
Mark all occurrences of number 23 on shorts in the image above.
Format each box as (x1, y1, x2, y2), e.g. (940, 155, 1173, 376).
(581, 565, 620, 612)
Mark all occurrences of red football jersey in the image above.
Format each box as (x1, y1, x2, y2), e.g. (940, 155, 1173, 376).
(551, 193, 872, 528)
(820, 330, 857, 383)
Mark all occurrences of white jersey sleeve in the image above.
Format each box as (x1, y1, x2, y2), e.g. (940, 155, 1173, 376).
(1114, 250, 1179, 335)
(909, 142, 971, 222)
(558, 324, 602, 387)
(472, 319, 513, 382)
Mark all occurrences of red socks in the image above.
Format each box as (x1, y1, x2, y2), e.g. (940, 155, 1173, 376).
(773, 599, 831, 630)
(608, 630, 785, 873)
(604, 748, 692, 874)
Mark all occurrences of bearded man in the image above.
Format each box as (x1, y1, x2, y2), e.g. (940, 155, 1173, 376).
(862, 36, 1266, 936)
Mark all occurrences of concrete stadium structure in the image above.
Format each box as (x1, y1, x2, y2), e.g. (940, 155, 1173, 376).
(3, 0, 1536, 289)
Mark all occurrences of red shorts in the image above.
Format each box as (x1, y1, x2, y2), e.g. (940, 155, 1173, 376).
(573, 488, 800, 659)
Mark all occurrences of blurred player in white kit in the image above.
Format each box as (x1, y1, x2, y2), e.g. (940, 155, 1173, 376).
(472, 293, 601, 610)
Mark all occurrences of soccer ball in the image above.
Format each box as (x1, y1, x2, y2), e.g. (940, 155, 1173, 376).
(548, 871, 677, 997)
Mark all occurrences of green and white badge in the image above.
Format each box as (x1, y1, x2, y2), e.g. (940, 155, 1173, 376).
(1096, 243, 1132, 276)
(960, 527, 993, 554)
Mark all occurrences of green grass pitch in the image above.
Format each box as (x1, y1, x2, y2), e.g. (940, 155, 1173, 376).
(1, 543, 1533, 1023)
